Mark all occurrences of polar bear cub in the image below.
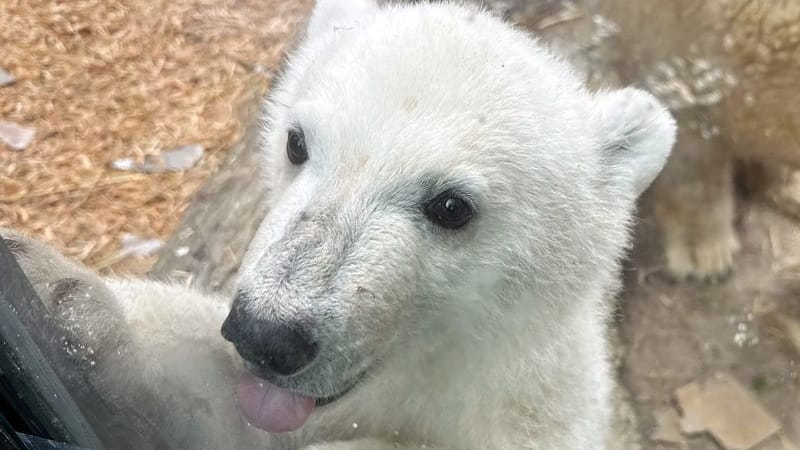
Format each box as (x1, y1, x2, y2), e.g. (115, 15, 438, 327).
(5, 1, 675, 449)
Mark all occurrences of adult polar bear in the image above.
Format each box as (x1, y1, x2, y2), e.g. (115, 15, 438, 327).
(7, 1, 675, 449)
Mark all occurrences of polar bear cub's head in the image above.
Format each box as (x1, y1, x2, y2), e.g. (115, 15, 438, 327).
(221, 0, 675, 432)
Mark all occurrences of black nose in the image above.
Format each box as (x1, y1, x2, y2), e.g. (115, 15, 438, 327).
(221, 292, 318, 377)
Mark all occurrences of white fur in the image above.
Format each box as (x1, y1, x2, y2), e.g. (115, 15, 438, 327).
(8, 1, 674, 449)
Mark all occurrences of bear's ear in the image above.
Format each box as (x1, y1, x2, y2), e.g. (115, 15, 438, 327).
(306, 0, 377, 42)
(592, 88, 676, 197)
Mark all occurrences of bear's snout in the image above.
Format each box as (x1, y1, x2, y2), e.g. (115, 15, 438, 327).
(221, 292, 318, 377)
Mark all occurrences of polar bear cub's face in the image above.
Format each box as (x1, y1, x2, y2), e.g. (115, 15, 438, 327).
(221, 0, 674, 432)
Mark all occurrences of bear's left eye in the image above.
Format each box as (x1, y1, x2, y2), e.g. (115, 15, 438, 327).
(287, 128, 308, 165)
(425, 190, 474, 229)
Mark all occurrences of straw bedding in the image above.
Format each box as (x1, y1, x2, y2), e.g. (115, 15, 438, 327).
(0, 0, 312, 274)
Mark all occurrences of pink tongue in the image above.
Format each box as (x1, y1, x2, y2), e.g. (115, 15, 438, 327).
(235, 373, 315, 433)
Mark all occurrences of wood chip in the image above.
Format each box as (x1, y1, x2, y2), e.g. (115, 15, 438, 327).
(773, 316, 800, 357)
(674, 373, 782, 450)
(120, 233, 164, 257)
(0, 68, 14, 86)
(112, 144, 204, 173)
(0, 120, 35, 150)
(651, 408, 686, 445)
(780, 434, 800, 450)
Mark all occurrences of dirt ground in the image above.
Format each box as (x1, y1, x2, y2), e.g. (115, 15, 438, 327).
(620, 196, 800, 449)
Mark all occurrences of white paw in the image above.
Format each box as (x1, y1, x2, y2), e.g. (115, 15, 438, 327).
(2, 228, 127, 361)
(664, 227, 740, 283)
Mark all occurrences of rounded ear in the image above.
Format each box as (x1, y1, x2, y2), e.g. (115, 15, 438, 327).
(592, 88, 677, 197)
(306, 0, 378, 42)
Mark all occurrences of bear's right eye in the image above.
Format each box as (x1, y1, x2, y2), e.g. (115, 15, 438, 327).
(287, 129, 308, 165)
